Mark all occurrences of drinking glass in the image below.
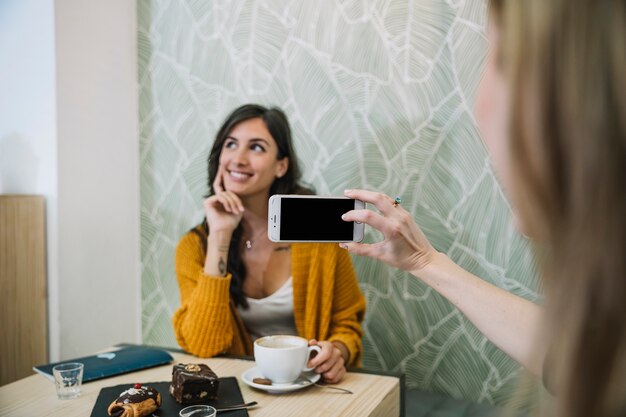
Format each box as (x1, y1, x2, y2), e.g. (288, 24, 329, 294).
(52, 362, 84, 400)
(179, 405, 217, 417)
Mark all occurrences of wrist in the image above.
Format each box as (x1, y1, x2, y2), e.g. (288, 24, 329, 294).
(205, 230, 234, 277)
(207, 229, 234, 245)
(331, 341, 350, 365)
(411, 251, 449, 280)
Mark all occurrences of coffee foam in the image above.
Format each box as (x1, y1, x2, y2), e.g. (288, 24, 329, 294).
(256, 335, 305, 349)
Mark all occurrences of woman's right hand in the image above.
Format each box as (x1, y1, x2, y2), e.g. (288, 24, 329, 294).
(340, 189, 438, 274)
(203, 165, 245, 234)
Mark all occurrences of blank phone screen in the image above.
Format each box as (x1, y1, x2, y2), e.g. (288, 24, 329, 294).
(280, 198, 355, 241)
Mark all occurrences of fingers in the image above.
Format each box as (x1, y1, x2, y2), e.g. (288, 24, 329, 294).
(213, 164, 225, 193)
(344, 189, 397, 215)
(341, 208, 390, 232)
(218, 192, 244, 214)
(211, 165, 245, 212)
(307, 340, 330, 369)
(339, 241, 385, 259)
(322, 359, 346, 384)
(308, 341, 346, 383)
(204, 191, 244, 214)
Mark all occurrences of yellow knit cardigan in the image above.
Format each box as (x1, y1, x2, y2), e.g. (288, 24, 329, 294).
(172, 229, 366, 367)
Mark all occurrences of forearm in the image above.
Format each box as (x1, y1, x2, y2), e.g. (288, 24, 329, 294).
(204, 230, 232, 276)
(414, 252, 545, 376)
(173, 274, 235, 357)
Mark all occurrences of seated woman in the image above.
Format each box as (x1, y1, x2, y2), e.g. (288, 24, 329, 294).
(172, 104, 366, 383)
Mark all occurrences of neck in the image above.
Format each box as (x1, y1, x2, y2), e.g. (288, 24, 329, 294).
(241, 192, 269, 222)
(242, 212, 267, 234)
(241, 198, 269, 250)
(241, 192, 270, 234)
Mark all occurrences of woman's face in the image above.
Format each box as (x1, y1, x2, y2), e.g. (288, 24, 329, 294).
(219, 117, 288, 199)
(475, 22, 525, 231)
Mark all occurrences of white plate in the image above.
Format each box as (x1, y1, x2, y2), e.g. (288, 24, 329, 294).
(241, 366, 320, 394)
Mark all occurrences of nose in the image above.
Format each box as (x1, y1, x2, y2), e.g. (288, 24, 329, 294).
(231, 147, 249, 166)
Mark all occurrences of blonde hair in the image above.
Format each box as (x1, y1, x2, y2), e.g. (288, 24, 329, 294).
(491, 0, 626, 416)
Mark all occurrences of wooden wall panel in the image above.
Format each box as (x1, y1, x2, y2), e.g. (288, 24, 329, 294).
(0, 195, 47, 386)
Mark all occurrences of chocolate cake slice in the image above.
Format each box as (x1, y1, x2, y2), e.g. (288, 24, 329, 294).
(169, 363, 219, 404)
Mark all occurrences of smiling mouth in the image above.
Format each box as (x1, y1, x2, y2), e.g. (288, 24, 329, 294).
(228, 170, 253, 180)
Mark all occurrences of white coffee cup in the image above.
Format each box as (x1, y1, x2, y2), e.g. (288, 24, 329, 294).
(254, 335, 322, 385)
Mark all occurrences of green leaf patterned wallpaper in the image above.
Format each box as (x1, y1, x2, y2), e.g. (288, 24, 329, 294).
(138, 0, 541, 408)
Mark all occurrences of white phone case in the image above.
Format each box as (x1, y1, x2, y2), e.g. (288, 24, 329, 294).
(268, 195, 365, 242)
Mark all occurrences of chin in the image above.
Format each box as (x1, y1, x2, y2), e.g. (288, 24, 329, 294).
(224, 180, 251, 192)
(512, 211, 533, 240)
(224, 183, 263, 199)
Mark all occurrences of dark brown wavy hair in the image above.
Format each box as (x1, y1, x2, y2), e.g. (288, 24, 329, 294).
(491, 1, 626, 416)
(193, 104, 314, 308)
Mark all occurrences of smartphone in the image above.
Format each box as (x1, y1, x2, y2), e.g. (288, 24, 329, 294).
(268, 195, 365, 242)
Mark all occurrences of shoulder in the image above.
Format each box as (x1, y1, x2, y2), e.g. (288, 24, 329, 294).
(176, 225, 206, 257)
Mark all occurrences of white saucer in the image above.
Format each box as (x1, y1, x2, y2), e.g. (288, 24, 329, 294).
(241, 366, 320, 394)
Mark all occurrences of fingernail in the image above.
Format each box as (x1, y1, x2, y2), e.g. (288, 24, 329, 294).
(339, 243, 347, 249)
(344, 189, 352, 194)
(341, 214, 347, 220)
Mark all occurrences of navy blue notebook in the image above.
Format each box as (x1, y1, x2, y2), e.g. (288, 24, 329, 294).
(33, 346, 174, 382)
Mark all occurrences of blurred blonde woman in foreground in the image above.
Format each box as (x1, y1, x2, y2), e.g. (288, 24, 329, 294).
(341, 0, 625, 416)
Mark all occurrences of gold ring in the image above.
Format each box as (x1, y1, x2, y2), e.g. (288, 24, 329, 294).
(392, 196, 401, 207)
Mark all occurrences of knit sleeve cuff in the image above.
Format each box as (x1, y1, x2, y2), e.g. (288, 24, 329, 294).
(329, 334, 362, 367)
(191, 272, 232, 305)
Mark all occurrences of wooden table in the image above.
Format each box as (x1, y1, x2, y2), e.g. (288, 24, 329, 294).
(0, 349, 402, 417)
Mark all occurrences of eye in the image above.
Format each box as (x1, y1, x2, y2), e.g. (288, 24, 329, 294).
(250, 143, 266, 152)
(224, 139, 237, 149)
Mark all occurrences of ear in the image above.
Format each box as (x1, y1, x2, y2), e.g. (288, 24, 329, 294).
(276, 157, 289, 178)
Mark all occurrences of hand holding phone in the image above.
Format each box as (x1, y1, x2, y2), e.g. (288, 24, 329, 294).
(268, 195, 365, 242)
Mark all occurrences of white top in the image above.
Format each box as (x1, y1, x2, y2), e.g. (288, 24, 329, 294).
(237, 276, 297, 341)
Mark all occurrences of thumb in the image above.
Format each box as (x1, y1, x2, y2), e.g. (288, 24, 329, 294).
(339, 242, 370, 257)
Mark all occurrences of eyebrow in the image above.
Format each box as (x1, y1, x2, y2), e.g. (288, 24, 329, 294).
(226, 136, 271, 146)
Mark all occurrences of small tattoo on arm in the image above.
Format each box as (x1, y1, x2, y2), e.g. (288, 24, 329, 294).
(217, 244, 229, 252)
(218, 257, 226, 275)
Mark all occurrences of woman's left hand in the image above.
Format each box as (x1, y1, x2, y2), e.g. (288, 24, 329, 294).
(307, 339, 346, 383)
(340, 189, 437, 274)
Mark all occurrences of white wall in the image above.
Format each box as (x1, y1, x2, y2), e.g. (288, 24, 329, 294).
(54, 0, 141, 359)
(0, 0, 141, 361)
(0, 1, 57, 197)
(0, 0, 60, 360)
